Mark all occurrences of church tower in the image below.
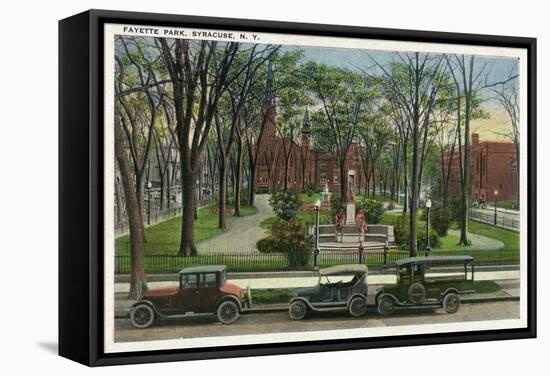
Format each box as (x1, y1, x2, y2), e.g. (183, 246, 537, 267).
(300, 107, 311, 149)
(261, 60, 277, 141)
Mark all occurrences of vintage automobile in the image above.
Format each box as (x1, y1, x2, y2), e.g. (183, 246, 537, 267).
(129, 265, 250, 328)
(376, 255, 475, 316)
(288, 264, 368, 320)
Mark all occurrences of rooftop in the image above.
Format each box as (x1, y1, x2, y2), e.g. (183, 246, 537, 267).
(393, 255, 474, 267)
(319, 264, 368, 275)
(179, 265, 226, 274)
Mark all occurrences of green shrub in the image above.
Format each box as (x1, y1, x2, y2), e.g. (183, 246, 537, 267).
(303, 183, 319, 197)
(448, 197, 462, 223)
(269, 218, 310, 267)
(392, 214, 441, 250)
(256, 237, 282, 253)
(329, 191, 345, 218)
(431, 207, 450, 236)
(268, 190, 303, 220)
(355, 197, 385, 224)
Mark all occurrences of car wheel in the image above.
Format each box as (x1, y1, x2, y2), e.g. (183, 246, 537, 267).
(348, 296, 367, 317)
(288, 300, 308, 320)
(377, 295, 396, 316)
(217, 300, 240, 324)
(443, 293, 460, 314)
(129, 303, 155, 329)
(408, 282, 426, 304)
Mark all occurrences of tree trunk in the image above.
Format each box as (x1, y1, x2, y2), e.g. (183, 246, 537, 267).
(409, 126, 419, 256)
(115, 118, 147, 299)
(178, 168, 198, 256)
(218, 158, 227, 229)
(234, 135, 243, 216)
(339, 159, 348, 202)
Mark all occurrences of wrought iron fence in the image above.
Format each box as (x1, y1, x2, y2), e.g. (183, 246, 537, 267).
(115, 248, 519, 274)
(469, 208, 520, 231)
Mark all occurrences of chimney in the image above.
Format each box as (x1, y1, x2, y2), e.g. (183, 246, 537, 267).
(472, 133, 479, 145)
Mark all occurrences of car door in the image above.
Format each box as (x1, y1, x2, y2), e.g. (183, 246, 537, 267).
(195, 272, 221, 312)
(178, 273, 201, 313)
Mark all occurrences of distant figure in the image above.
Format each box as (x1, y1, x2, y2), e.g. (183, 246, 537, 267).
(335, 208, 346, 242)
(356, 209, 368, 243)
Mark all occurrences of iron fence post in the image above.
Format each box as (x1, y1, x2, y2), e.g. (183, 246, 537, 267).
(383, 241, 388, 265)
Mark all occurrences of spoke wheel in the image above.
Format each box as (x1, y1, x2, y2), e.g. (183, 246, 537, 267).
(130, 304, 155, 329)
(217, 300, 240, 324)
(377, 295, 396, 316)
(348, 297, 367, 317)
(289, 300, 307, 320)
(443, 293, 460, 314)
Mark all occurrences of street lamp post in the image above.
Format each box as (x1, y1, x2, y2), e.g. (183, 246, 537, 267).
(147, 181, 152, 225)
(424, 198, 432, 256)
(494, 189, 499, 225)
(314, 199, 321, 269)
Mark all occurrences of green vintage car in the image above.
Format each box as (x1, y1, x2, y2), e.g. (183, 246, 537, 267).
(288, 264, 369, 320)
(375, 256, 475, 316)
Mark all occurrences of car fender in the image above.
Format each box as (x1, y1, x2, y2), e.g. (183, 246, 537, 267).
(216, 294, 244, 312)
(374, 289, 385, 304)
(346, 293, 368, 308)
(440, 288, 459, 298)
(128, 300, 164, 318)
(289, 296, 315, 310)
(377, 292, 400, 306)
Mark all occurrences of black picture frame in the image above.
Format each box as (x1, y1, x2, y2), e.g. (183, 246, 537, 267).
(59, 9, 537, 367)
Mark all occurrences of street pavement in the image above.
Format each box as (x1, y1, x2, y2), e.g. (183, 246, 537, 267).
(114, 300, 519, 343)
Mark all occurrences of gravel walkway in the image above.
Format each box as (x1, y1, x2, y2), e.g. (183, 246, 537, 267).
(445, 229, 504, 250)
(197, 194, 273, 254)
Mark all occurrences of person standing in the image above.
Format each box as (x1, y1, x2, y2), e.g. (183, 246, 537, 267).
(355, 209, 368, 243)
(335, 208, 346, 242)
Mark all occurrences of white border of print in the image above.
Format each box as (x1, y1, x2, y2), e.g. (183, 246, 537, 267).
(103, 22, 529, 354)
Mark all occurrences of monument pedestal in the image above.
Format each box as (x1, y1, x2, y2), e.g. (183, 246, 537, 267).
(345, 201, 355, 224)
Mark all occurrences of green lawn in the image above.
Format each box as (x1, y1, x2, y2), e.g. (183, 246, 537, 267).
(116, 205, 258, 256)
(465, 220, 519, 250)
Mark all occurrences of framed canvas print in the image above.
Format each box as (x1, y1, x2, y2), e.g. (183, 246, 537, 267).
(59, 9, 536, 366)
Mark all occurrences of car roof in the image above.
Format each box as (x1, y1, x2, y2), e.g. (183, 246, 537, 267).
(179, 265, 226, 274)
(393, 255, 474, 267)
(319, 264, 368, 275)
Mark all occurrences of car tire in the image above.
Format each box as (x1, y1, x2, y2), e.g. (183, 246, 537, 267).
(348, 296, 367, 317)
(443, 293, 460, 314)
(377, 295, 396, 316)
(217, 300, 240, 324)
(129, 303, 155, 329)
(288, 300, 308, 320)
(408, 282, 426, 304)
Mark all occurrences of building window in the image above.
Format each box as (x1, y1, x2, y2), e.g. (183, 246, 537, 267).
(320, 173, 327, 185)
(333, 175, 338, 183)
(320, 162, 327, 170)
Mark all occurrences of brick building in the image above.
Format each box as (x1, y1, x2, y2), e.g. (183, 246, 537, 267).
(446, 133, 518, 202)
(254, 98, 365, 194)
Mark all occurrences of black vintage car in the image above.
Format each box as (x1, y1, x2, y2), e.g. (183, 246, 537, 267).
(288, 264, 368, 320)
(375, 256, 475, 316)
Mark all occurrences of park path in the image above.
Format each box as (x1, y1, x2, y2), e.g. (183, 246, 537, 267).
(197, 194, 273, 254)
(446, 229, 504, 250)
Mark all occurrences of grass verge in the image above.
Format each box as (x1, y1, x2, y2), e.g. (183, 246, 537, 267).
(116, 205, 258, 256)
